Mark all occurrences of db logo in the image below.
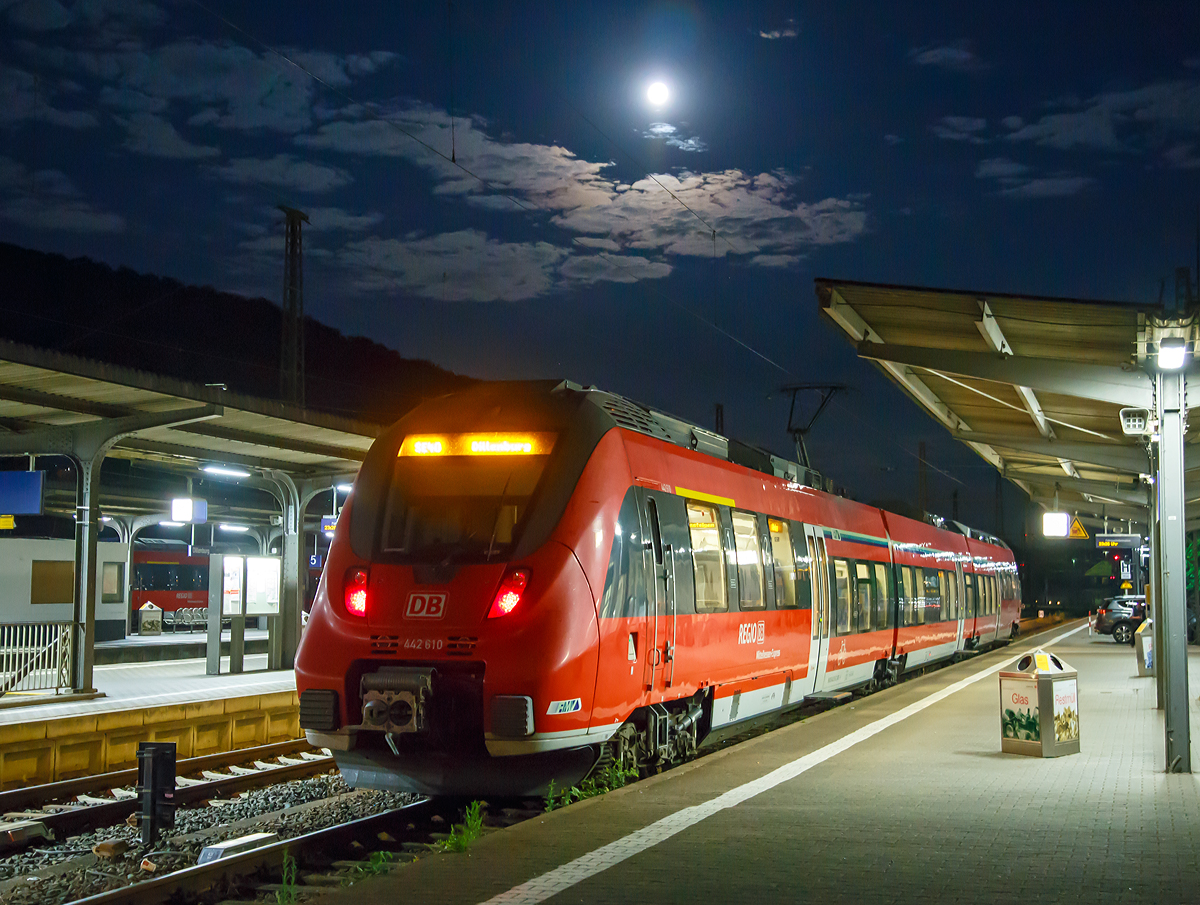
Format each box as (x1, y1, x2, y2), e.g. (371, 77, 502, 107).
(405, 592, 447, 619)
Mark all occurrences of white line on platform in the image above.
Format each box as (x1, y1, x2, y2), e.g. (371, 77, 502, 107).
(480, 622, 1088, 905)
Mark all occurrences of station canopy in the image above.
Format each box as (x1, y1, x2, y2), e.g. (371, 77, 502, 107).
(0, 339, 381, 477)
(815, 279, 1200, 531)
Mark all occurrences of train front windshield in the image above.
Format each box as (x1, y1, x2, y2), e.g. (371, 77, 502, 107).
(381, 432, 555, 562)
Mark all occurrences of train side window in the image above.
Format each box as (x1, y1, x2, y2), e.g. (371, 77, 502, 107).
(732, 511, 766, 610)
(600, 489, 641, 619)
(769, 519, 799, 609)
(964, 574, 975, 616)
(923, 569, 942, 623)
(646, 498, 664, 565)
(991, 576, 999, 613)
(854, 561, 874, 632)
(793, 525, 814, 610)
(833, 559, 852, 634)
(912, 568, 927, 624)
(687, 503, 727, 614)
(874, 562, 891, 629)
(901, 566, 916, 626)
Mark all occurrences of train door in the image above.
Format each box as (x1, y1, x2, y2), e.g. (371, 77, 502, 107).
(636, 488, 677, 697)
(963, 571, 977, 647)
(805, 526, 832, 694)
(953, 564, 966, 650)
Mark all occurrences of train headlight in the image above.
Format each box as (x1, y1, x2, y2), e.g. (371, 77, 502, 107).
(488, 568, 530, 618)
(345, 567, 369, 617)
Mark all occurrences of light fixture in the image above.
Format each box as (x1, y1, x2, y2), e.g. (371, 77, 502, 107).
(1042, 511, 1069, 537)
(203, 465, 251, 478)
(1158, 336, 1187, 370)
(336, 483, 353, 493)
(159, 520, 184, 528)
(171, 497, 208, 523)
(219, 524, 250, 532)
(100, 516, 113, 523)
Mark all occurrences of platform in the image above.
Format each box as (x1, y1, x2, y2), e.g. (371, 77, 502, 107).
(0, 655, 298, 787)
(94, 628, 271, 664)
(308, 620, 1200, 905)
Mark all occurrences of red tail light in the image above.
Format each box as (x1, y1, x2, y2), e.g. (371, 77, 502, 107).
(345, 567, 369, 617)
(488, 569, 529, 618)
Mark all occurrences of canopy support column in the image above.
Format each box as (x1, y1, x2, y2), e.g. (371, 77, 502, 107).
(1157, 371, 1190, 772)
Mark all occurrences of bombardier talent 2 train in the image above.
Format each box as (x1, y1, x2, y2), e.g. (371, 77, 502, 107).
(296, 381, 1021, 796)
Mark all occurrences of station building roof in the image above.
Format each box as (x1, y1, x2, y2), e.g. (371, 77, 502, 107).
(0, 339, 383, 477)
(814, 279, 1199, 530)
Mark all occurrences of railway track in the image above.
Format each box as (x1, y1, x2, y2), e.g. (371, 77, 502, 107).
(2, 620, 1062, 905)
(0, 741, 332, 852)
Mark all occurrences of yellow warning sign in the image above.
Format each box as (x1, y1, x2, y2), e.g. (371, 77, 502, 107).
(1121, 581, 1133, 589)
(1068, 518, 1089, 540)
(0, 515, 13, 530)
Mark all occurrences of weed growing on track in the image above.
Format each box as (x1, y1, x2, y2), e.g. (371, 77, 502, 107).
(276, 852, 298, 905)
(544, 765, 638, 811)
(438, 800, 485, 852)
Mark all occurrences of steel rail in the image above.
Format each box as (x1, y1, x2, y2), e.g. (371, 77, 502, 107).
(69, 798, 436, 905)
(0, 739, 312, 812)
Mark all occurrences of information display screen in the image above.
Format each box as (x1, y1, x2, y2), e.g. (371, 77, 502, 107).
(245, 556, 281, 615)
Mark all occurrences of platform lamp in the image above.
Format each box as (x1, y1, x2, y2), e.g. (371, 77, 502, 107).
(1043, 487, 1069, 538)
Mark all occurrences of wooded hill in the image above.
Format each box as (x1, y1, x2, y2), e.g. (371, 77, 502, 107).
(0, 242, 469, 424)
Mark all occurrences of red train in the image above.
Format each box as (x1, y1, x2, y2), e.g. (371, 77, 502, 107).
(296, 382, 1021, 796)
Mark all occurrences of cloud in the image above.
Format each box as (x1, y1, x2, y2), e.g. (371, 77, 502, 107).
(573, 236, 621, 251)
(304, 206, 384, 231)
(884, 133, 903, 145)
(1001, 115, 1024, 130)
(298, 103, 615, 209)
(908, 41, 987, 72)
(1163, 143, 1200, 169)
(0, 64, 98, 127)
(8, 0, 71, 31)
(749, 254, 802, 268)
(303, 105, 866, 263)
(759, 19, 798, 40)
(34, 41, 400, 134)
(974, 157, 1028, 179)
(0, 155, 125, 232)
(997, 176, 1093, 198)
(974, 156, 1092, 198)
(643, 121, 708, 152)
(1006, 80, 1200, 151)
(552, 170, 867, 258)
(119, 112, 220, 158)
(340, 230, 570, 301)
(211, 154, 352, 193)
(559, 253, 671, 285)
(931, 115, 988, 143)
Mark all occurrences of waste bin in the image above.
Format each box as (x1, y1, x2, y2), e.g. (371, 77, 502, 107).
(1135, 619, 1154, 676)
(999, 649, 1079, 757)
(138, 602, 162, 635)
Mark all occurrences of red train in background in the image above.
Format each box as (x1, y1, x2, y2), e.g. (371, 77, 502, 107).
(296, 381, 1021, 797)
(131, 549, 209, 618)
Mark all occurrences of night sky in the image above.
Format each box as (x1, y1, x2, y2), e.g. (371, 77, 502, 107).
(3, 1, 1200, 538)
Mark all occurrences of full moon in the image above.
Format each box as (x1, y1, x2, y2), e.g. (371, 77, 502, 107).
(647, 82, 669, 105)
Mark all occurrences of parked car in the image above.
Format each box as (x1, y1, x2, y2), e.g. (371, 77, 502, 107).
(1095, 595, 1196, 644)
(1095, 595, 1146, 643)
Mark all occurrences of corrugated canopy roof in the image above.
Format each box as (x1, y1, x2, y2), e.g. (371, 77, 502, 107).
(814, 279, 1200, 530)
(0, 340, 382, 476)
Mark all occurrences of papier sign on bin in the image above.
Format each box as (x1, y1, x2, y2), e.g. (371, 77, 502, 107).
(999, 649, 1079, 758)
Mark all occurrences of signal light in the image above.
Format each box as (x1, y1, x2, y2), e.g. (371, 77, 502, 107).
(345, 567, 369, 617)
(488, 569, 529, 618)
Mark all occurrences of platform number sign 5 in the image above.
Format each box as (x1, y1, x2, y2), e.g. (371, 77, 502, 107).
(406, 592, 447, 619)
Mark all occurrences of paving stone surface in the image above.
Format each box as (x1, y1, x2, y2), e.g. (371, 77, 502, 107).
(310, 622, 1200, 905)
